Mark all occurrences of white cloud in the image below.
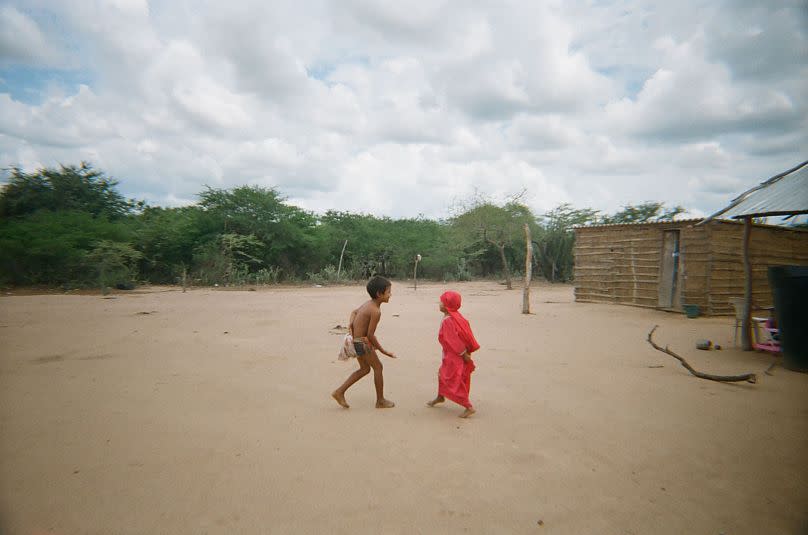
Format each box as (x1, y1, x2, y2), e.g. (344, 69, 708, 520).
(604, 34, 799, 140)
(0, 6, 62, 66)
(0, 86, 113, 147)
(0, 0, 805, 219)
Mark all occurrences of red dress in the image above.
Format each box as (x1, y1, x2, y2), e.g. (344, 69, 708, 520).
(438, 316, 476, 408)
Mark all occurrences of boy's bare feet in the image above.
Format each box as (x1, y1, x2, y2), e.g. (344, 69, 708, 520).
(426, 395, 445, 407)
(459, 407, 476, 418)
(332, 391, 349, 409)
(376, 399, 395, 408)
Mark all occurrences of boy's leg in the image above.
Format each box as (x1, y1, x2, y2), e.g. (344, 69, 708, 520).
(366, 350, 394, 408)
(332, 357, 371, 408)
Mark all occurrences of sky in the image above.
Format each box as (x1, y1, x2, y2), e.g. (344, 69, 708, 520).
(0, 0, 806, 220)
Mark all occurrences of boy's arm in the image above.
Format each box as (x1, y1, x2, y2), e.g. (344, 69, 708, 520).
(348, 309, 357, 336)
(367, 308, 396, 358)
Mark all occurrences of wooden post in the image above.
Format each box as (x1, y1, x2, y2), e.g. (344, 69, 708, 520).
(337, 240, 348, 279)
(742, 217, 753, 351)
(522, 223, 532, 314)
(413, 254, 421, 290)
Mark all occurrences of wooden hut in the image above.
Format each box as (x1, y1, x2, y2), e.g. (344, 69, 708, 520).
(701, 159, 807, 348)
(573, 219, 808, 315)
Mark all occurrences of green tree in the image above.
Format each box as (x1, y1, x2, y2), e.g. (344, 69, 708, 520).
(312, 211, 453, 281)
(535, 203, 599, 282)
(134, 206, 209, 283)
(385, 217, 449, 279)
(600, 201, 684, 224)
(0, 162, 138, 219)
(198, 185, 316, 276)
(314, 211, 388, 277)
(0, 162, 141, 287)
(0, 210, 133, 285)
(450, 195, 536, 289)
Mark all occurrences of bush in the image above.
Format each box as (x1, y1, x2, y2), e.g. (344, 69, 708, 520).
(250, 266, 282, 285)
(0, 211, 134, 285)
(455, 257, 472, 281)
(84, 240, 142, 291)
(306, 264, 350, 285)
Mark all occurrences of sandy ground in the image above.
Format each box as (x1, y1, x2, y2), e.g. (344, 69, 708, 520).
(0, 281, 806, 535)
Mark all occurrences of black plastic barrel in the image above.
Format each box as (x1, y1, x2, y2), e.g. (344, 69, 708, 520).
(768, 265, 808, 372)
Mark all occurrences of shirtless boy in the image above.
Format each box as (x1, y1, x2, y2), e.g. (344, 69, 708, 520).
(332, 276, 397, 409)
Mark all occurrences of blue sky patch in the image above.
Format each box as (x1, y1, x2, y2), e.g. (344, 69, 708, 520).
(0, 65, 93, 105)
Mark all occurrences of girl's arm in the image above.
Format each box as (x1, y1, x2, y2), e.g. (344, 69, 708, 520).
(439, 317, 468, 356)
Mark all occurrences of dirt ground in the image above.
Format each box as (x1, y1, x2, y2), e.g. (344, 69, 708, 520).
(1, 281, 806, 535)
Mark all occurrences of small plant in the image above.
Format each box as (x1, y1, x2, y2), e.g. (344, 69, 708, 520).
(85, 240, 142, 292)
(455, 257, 472, 281)
(306, 264, 347, 285)
(251, 266, 282, 285)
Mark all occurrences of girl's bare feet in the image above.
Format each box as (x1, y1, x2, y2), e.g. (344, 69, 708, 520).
(426, 395, 445, 407)
(459, 407, 476, 418)
(332, 391, 349, 408)
(376, 399, 395, 408)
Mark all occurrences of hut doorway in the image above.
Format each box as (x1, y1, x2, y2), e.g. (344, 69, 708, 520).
(658, 230, 681, 309)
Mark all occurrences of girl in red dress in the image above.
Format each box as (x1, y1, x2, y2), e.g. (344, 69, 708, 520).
(427, 290, 480, 418)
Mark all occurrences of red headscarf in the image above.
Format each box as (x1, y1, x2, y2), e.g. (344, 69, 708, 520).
(440, 291, 480, 354)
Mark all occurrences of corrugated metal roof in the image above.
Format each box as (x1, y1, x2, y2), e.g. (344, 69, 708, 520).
(706, 160, 808, 220)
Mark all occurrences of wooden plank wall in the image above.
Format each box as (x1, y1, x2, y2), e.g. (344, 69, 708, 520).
(574, 224, 663, 307)
(679, 224, 711, 312)
(574, 220, 808, 316)
(707, 221, 808, 315)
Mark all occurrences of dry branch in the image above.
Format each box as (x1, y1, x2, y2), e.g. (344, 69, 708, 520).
(646, 326, 757, 384)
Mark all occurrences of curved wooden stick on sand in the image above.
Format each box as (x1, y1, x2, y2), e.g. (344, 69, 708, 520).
(647, 326, 757, 384)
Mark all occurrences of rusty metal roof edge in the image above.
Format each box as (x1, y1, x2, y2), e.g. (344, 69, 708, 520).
(574, 217, 808, 232)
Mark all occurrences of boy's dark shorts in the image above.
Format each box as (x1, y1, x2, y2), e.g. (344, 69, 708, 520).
(353, 339, 370, 356)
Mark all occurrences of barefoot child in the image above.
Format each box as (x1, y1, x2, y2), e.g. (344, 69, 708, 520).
(332, 276, 397, 409)
(427, 291, 480, 418)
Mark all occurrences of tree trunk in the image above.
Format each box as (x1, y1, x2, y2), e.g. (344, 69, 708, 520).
(498, 244, 512, 289)
(742, 217, 753, 351)
(522, 224, 532, 313)
(337, 239, 348, 279)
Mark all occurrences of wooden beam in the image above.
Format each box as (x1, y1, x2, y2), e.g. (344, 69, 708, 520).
(742, 217, 753, 351)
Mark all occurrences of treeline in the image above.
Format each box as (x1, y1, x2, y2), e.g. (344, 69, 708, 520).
(0, 163, 684, 289)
